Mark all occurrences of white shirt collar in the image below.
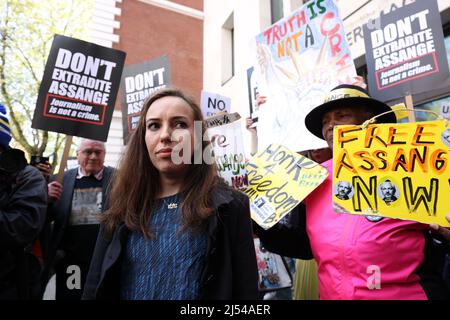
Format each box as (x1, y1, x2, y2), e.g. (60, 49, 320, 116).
(76, 166, 104, 180)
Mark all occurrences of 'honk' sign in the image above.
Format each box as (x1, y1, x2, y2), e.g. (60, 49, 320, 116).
(333, 120, 450, 227)
(244, 144, 328, 229)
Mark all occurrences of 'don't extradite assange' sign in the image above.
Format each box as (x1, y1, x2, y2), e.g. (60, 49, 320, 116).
(32, 35, 126, 141)
(120, 56, 171, 142)
(363, 0, 450, 102)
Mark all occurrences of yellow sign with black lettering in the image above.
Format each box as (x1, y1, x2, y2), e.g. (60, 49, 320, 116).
(244, 144, 328, 229)
(333, 120, 450, 227)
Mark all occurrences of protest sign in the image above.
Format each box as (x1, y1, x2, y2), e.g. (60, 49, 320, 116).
(254, 0, 356, 152)
(32, 35, 126, 141)
(244, 144, 328, 229)
(247, 66, 259, 127)
(332, 120, 450, 227)
(206, 114, 248, 190)
(204, 112, 241, 129)
(417, 98, 450, 122)
(200, 91, 231, 118)
(254, 238, 292, 292)
(364, 0, 450, 102)
(120, 56, 171, 142)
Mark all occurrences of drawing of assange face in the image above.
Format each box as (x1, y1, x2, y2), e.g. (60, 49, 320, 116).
(380, 180, 398, 203)
(441, 129, 450, 147)
(335, 181, 352, 200)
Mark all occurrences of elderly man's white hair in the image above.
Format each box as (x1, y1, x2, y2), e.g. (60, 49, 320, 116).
(380, 180, 395, 189)
(337, 180, 351, 188)
(76, 138, 106, 152)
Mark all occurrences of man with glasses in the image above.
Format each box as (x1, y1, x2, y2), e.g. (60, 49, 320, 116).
(44, 139, 114, 300)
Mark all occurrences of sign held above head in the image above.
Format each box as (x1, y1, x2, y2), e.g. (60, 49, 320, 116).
(363, 0, 450, 102)
(200, 90, 231, 119)
(32, 34, 126, 142)
(120, 56, 171, 143)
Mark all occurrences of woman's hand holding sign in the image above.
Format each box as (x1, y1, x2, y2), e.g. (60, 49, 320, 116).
(430, 215, 450, 242)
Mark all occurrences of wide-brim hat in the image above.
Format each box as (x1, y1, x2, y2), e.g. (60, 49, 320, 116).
(305, 84, 397, 139)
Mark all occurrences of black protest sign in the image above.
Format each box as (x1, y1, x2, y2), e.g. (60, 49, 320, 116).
(32, 35, 126, 141)
(363, 0, 450, 102)
(247, 67, 259, 125)
(120, 56, 171, 142)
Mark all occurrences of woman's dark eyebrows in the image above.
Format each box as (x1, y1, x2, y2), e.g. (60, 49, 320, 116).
(171, 116, 189, 120)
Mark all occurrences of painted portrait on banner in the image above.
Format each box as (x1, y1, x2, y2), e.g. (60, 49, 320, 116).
(254, 0, 356, 152)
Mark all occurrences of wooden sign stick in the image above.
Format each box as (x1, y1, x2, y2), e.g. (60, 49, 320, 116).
(405, 94, 416, 123)
(56, 135, 73, 183)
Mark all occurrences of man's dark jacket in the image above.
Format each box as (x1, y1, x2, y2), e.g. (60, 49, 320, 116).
(44, 166, 115, 280)
(82, 186, 259, 300)
(0, 165, 47, 299)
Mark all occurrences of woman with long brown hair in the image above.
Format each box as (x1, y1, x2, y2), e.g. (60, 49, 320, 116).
(83, 88, 258, 300)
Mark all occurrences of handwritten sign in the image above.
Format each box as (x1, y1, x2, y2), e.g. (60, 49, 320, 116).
(254, 0, 356, 152)
(204, 112, 241, 129)
(200, 91, 231, 118)
(206, 115, 248, 190)
(244, 144, 328, 229)
(333, 120, 450, 227)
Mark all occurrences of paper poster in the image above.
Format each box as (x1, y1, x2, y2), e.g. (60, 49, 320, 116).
(333, 120, 450, 227)
(247, 66, 259, 127)
(244, 144, 328, 229)
(254, 238, 292, 292)
(206, 113, 248, 190)
(120, 56, 171, 142)
(32, 35, 126, 141)
(200, 91, 231, 118)
(254, 0, 356, 152)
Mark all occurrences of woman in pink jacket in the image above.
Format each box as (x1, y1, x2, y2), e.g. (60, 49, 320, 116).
(255, 84, 450, 300)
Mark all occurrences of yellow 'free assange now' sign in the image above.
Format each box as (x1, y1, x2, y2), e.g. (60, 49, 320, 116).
(333, 120, 450, 227)
(244, 144, 328, 229)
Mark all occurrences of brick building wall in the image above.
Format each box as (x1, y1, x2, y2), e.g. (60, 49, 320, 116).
(98, 0, 203, 166)
(114, 0, 203, 100)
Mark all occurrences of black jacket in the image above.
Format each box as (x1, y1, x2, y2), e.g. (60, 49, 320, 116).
(252, 203, 313, 260)
(45, 166, 115, 272)
(82, 186, 259, 300)
(0, 165, 47, 299)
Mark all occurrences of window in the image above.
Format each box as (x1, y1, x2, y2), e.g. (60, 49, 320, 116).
(271, 0, 284, 24)
(222, 12, 234, 85)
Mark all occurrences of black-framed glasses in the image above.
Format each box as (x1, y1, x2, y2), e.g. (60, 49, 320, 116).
(80, 149, 104, 156)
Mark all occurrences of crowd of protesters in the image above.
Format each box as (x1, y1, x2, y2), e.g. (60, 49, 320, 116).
(1, 75, 450, 300)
